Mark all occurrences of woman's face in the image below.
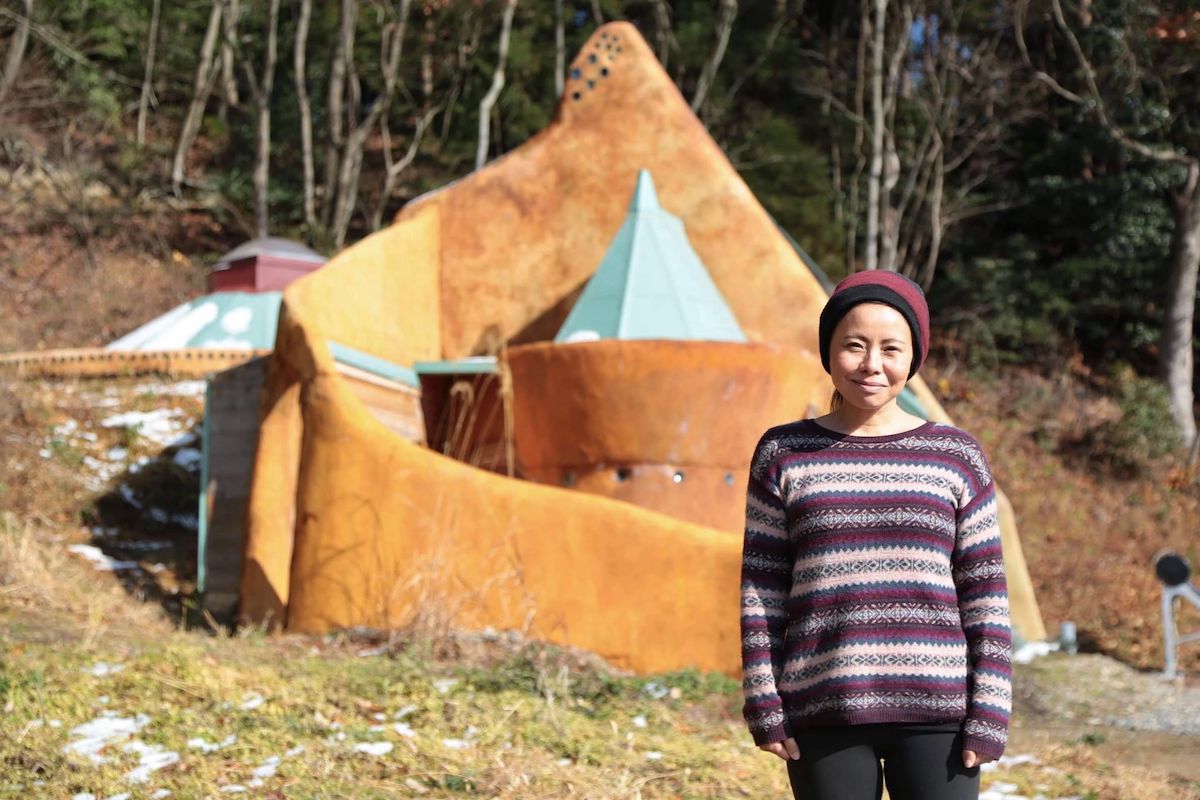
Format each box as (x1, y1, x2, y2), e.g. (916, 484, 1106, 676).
(829, 302, 914, 412)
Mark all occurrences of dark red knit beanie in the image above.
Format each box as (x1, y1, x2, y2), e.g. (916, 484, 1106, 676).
(818, 270, 930, 378)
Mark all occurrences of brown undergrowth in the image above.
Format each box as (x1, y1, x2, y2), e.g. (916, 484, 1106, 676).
(924, 360, 1200, 673)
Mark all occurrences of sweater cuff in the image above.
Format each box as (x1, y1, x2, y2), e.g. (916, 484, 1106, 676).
(962, 732, 1005, 762)
(751, 723, 793, 747)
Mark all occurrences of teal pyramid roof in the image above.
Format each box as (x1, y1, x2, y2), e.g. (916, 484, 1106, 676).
(554, 170, 747, 344)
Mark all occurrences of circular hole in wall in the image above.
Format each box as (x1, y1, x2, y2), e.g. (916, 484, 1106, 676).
(563, 471, 576, 487)
(724, 472, 735, 486)
(672, 470, 685, 484)
(616, 467, 632, 482)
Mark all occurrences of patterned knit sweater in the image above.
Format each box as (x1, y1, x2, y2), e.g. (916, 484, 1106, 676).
(740, 418, 1012, 759)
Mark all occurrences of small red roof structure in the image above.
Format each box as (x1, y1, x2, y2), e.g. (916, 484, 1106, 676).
(209, 237, 327, 294)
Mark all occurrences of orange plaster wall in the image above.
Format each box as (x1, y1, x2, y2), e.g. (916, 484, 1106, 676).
(283, 360, 744, 675)
(287, 205, 442, 367)
(506, 339, 829, 532)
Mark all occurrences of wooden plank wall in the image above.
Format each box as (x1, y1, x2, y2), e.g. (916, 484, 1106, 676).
(200, 357, 268, 622)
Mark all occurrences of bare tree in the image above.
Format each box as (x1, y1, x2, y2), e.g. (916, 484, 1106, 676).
(171, 0, 224, 192)
(239, 0, 281, 237)
(135, 0, 161, 147)
(370, 105, 439, 231)
(1016, 0, 1200, 446)
(553, 0, 564, 98)
(475, 0, 517, 171)
(219, 0, 240, 120)
(691, 0, 738, 114)
(0, 0, 33, 106)
(294, 0, 316, 229)
(321, 0, 356, 229)
(330, 0, 415, 249)
(650, 0, 677, 68)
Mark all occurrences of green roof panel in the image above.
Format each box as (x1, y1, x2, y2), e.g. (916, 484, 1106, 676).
(555, 170, 747, 344)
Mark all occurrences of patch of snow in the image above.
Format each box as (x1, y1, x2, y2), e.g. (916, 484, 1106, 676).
(187, 734, 235, 753)
(441, 738, 470, 750)
(394, 704, 417, 719)
(393, 722, 415, 737)
(1013, 641, 1060, 664)
(982, 754, 1042, 773)
(172, 513, 198, 530)
(354, 742, 393, 756)
(220, 307, 254, 335)
(200, 337, 254, 350)
(102, 409, 188, 448)
(62, 713, 150, 764)
(134, 380, 206, 398)
(356, 645, 387, 657)
(632, 714, 647, 728)
(644, 751, 663, 760)
(285, 745, 305, 757)
(117, 484, 143, 509)
(67, 544, 138, 572)
(642, 681, 669, 699)
(252, 755, 281, 778)
(219, 785, 246, 794)
(84, 662, 125, 677)
(123, 740, 180, 783)
(150, 791, 171, 799)
(239, 694, 265, 711)
(432, 677, 458, 694)
(172, 448, 202, 470)
(107, 447, 128, 461)
(557, 758, 572, 766)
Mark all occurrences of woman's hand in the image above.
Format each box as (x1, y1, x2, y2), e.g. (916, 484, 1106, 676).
(759, 737, 801, 761)
(962, 749, 996, 769)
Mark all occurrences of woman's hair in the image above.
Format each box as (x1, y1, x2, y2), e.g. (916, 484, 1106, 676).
(829, 388, 844, 412)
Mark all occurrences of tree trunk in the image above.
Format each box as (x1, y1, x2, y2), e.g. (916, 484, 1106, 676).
(690, 0, 737, 114)
(864, 0, 887, 272)
(294, 0, 316, 229)
(370, 106, 437, 232)
(135, 0, 161, 147)
(171, 0, 224, 193)
(0, 0, 33, 106)
(250, 0, 281, 238)
(219, 0, 240, 120)
(553, 0, 564, 98)
(321, 0, 356, 229)
(331, 0, 414, 249)
(475, 0, 517, 171)
(1161, 163, 1200, 447)
(652, 0, 672, 68)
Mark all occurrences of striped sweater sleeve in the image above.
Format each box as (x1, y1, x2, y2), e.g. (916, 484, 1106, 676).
(739, 436, 793, 746)
(952, 443, 1013, 760)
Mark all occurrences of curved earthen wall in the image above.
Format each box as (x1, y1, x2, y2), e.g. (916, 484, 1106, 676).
(507, 339, 828, 532)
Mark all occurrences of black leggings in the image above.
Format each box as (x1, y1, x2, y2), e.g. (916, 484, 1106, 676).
(786, 723, 980, 800)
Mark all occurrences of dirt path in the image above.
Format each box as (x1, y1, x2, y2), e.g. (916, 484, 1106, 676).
(1013, 653, 1200, 785)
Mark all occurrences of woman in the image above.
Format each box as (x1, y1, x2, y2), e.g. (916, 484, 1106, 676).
(739, 270, 1011, 800)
